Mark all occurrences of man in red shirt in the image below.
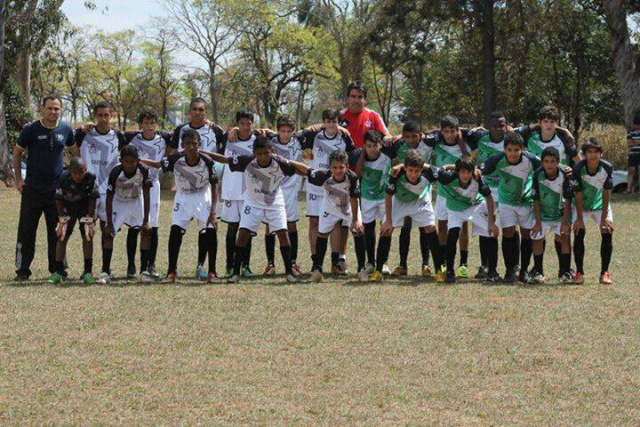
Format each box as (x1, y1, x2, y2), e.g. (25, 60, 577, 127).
(339, 81, 389, 147)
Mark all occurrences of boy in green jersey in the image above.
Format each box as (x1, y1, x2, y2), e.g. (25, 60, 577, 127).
(519, 105, 581, 165)
(572, 137, 614, 285)
(530, 147, 575, 284)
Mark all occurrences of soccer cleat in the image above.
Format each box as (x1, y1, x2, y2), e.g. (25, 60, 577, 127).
(381, 264, 391, 275)
(127, 265, 137, 280)
(310, 270, 323, 283)
(147, 265, 160, 279)
(365, 263, 375, 274)
(331, 261, 348, 276)
(98, 272, 112, 285)
(240, 267, 255, 278)
(518, 270, 530, 284)
(434, 270, 446, 283)
(227, 274, 240, 284)
(528, 271, 546, 284)
(162, 272, 177, 283)
(391, 265, 408, 276)
(561, 272, 574, 284)
(599, 272, 613, 285)
(369, 270, 383, 282)
(445, 271, 457, 284)
(285, 273, 298, 283)
(291, 264, 303, 277)
(196, 264, 207, 280)
(207, 272, 220, 283)
(456, 265, 469, 278)
(573, 272, 585, 285)
(487, 270, 501, 283)
(263, 264, 276, 276)
(474, 266, 488, 280)
(421, 265, 432, 278)
(357, 268, 369, 282)
(13, 273, 30, 282)
(140, 271, 155, 282)
(503, 269, 517, 284)
(48, 272, 64, 285)
(81, 273, 97, 285)
(224, 268, 233, 279)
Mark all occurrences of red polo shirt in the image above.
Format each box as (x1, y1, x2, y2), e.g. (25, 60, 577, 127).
(339, 108, 388, 148)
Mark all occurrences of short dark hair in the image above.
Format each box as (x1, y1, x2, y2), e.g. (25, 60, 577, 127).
(404, 149, 424, 168)
(137, 108, 158, 124)
(329, 150, 348, 165)
(93, 101, 112, 114)
(364, 130, 382, 144)
(455, 156, 476, 173)
(322, 108, 340, 121)
(538, 105, 561, 122)
(277, 115, 296, 130)
(541, 146, 560, 163)
(504, 131, 525, 148)
(235, 109, 254, 123)
(581, 136, 603, 154)
(440, 115, 459, 129)
(181, 129, 201, 144)
(488, 111, 506, 122)
(120, 144, 139, 160)
(253, 135, 272, 151)
(41, 95, 62, 106)
(190, 97, 207, 108)
(402, 121, 421, 133)
(69, 157, 86, 171)
(346, 81, 367, 99)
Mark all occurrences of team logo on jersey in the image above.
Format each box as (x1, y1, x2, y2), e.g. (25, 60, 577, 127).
(56, 134, 64, 142)
(89, 143, 97, 154)
(365, 120, 372, 128)
(340, 120, 349, 127)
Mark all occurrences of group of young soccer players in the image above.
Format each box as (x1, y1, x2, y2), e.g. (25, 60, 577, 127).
(48, 96, 616, 286)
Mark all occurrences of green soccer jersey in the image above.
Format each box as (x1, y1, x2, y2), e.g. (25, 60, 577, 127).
(518, 126, 578, 166)
(573, 159, 613, 211)
(393, 139, 433, 165)
(464, 129, 504, 189)
(437, 170, 492, 212)
(480, 151, 542, 207)
(531, 167, 574, 222)
(387, 167, 437, 204)
(359, 147, 395, 201)
(424, 132, 471, 196)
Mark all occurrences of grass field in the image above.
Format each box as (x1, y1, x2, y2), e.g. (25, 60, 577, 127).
(1, 188, 639, 427)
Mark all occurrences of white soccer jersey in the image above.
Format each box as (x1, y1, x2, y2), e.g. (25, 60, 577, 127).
(270, 135, 302, 190)
(172, 123, 225, 154)
(307, 168, 360, 219)
(220, 134, 256, 201)
(106, 164, 152, 202)
(127, 132, 169, 181)
(229, 154, 296, 210)
(76, 128, 126, 194)
(301, 129, 356, 196)
(161, 152, 218, 195)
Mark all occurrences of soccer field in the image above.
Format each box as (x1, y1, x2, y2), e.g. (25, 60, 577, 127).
(1, 188, 639, 427)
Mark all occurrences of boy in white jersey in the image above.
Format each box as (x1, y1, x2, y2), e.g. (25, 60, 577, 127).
(572, 137, 614, 285)
(530, 147, 575, 284)
(100, 145, 152, 284)
(170, 97, 226, 280)
(142, 129, 220, 283)
(124, 109, 171, 279)
(203, 136, 306, 284)
(519, 105, 580, 165)
(354, 130, 396, 276)
(300, 108, 356, 275)
(377, 150, 444, 282)
(263, 116, 304, 276)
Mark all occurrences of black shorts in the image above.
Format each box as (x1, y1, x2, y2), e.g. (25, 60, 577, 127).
(61, 202, 91, 239)
(628, 153, 640, 168)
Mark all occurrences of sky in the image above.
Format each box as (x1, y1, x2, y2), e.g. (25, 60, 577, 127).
(61, 0, 165, 32)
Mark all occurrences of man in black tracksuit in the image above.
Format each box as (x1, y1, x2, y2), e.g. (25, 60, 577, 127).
(13, 96, 76, 280)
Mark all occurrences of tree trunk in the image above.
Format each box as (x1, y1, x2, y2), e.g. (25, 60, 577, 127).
(208, 64, 218, 123)
(602, 0, 640, 127)
(478, 0, 496, 123)
(0, 0, 11, 184)
(17, 52, 31, 102)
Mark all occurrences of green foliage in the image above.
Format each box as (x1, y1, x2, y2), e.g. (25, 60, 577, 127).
(3, 77, 32, 148)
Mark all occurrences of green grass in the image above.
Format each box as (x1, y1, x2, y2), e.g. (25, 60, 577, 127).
(1, 188, 639, 427)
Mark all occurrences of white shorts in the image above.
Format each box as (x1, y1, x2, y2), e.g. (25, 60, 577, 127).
(240, 204, 287, 236)
(172, 190, 214, 231)
(391, 196, 435, 229)
(306, 192, 324, 217)
(572, 206, 614, 226)
(448, 203, 492, 237)
(112, 197, 144, 232)
(149, 181, 161, 228)
(435, 194, 448, 221)
(497, 204, 535, 229)
(318, 210, 351, 235)
(531, 220, 563, 240)
(221, 200, 243, 223)
(361, 198, 386, 224)
(283, 186, 299, 222)
(97, 193, 108, 223)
